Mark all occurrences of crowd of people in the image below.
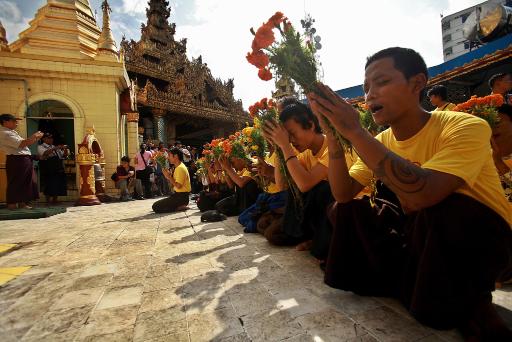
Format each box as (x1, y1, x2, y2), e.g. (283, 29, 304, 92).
(1, 46, 512, 340)
(139, 48, 512, 340)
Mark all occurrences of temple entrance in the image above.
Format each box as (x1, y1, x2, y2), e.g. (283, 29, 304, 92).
(26, 100, 77, 200)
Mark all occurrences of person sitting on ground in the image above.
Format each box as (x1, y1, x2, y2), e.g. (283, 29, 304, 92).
(216, 155, 261, 216)
(0, 114, 43, 210)
(152, 147, 191, 213)
(427, 84, 456, 111)
(263, 99, 333, 260)
(115, 156, 139, 201)
(490, 72, 512, 105)
(197, 160, 233, 212)
(308, 47, 512, 340)
(238, 143, 287, 233)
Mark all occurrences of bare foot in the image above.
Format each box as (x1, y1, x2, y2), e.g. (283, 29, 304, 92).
(7, 204, 17, 210)
(176, 205, 189, 211)
(19, 204, 33, 209)
(296, 240, 313, 251)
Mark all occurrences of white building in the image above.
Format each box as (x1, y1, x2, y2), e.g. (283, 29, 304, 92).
(441, 0, 511, 61)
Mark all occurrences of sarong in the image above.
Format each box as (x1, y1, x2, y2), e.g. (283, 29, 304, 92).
(6, 155, 39, 204)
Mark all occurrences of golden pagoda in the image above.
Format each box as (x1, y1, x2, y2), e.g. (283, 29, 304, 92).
(121, 0, 248, 146)
(0, 0, 136, 203)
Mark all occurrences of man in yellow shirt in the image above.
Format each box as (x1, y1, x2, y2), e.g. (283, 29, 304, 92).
(263, 99, 334, 260)
(152, 147, 190, 213)
(427, 85, 456, 111)
(238, 145, 287, 233)
(308, 47, 512, 340)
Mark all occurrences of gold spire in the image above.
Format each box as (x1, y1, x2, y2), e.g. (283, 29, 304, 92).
(0, 20, 9, 52)
(97, 0, 117, 56)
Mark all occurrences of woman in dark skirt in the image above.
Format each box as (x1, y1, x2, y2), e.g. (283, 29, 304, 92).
(37, 133, 68, 204)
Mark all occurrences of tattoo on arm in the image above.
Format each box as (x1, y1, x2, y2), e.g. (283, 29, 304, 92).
(375, 152, 429, 194)
(329, 151, 345, 160)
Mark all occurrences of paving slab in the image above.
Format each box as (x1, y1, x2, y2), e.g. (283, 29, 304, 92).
(1, 199, 509, 341)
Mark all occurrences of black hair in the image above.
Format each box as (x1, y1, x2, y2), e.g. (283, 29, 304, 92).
(489, 73, 511, 89)
(277, 96, 298, 110)
(170, 147, 184, 161)
(279, 100, 321, 134)
(365, 47, 428, 79)
(121, 156, 130, 163)
(139, 143, 146, 152)
(427, 85, 448, 101)
(0, 113, 15, 125)
(499, 104, 512, 119)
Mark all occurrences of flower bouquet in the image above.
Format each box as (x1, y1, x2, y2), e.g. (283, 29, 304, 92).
(453, 94, 504, 128)
(356, 103, 381, 136)
(154, 151, 168, 168)
(247, 12, 351, 151)
(202, 143, 214, 163)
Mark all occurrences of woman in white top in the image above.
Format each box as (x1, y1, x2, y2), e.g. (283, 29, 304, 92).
(37, 133, 68, 204)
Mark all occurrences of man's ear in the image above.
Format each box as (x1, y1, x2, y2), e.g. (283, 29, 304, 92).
(411, 73, 428, 97)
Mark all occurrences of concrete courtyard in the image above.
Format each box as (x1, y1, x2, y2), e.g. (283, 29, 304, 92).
(0, 199, 511, 341)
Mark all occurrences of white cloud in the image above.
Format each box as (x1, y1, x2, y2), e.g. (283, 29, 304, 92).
(120, 0, 147, 15)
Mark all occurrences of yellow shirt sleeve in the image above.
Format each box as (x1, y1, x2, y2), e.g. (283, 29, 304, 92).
(349, 156, 373, 187)
(422, 116, 491, 187)
(174, 164, 191, 192)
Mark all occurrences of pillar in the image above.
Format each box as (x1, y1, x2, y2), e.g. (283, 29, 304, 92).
(152, 108, 166, 144)
(167, 121, 176, 145)
(76, 144, 101, 206)
(126, 112, 139, 156)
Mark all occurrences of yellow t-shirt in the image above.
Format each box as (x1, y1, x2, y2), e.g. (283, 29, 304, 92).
(349, 111, 512, 226)
(238, 168, 252, 178)
(265, 152, 281, 194)
(297, 135, 329, 179)
(173, 163, 191, 193)
(434, 102, 456, 111)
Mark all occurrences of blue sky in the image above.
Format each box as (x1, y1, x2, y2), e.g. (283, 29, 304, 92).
(0, 0, 485, 108)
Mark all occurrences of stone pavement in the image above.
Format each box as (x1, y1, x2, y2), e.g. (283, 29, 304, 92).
(0, 199, 511, 342)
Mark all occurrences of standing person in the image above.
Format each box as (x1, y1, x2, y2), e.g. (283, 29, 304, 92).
(152, 147, 191, 213)
(427, 85, 456, 111)
(37, 133, 68, 204)
(490, 72, 512, 104)
(133, 143, 153, 199)
(263, 100, 333, 260)
(308, 47, 512, 339)
(0, 114, 43, 210)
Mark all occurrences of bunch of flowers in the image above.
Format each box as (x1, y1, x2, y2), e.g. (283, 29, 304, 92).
(453, 94, 504, 128)
(247, 12, 351, 151)
(195, 157, 208, 177)
(356, 103, 381, 135)
(202, 143, 214, 163)
(210, 138, 225, 159)
(154, 151, 168, 168)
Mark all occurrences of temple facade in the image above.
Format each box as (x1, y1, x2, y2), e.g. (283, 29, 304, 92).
(121, 0, 248, 147)
(0, 0, 135, 203)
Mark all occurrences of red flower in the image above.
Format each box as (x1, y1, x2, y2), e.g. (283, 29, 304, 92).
(252, 23, 275, 50)
(258, 68, 273, 81)
(246, 50, 269, 69)
(267, 12, 285, 27)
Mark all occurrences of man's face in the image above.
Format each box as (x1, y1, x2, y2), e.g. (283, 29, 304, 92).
(494, 74, 512, 94)
(429, 95, 442, 107)
(43, 136, 53, 145)
(283, 118, 315, 153)
(364, 57, 425, 126)
(3, 119, 17, 130)
(121, 161, 129, 168)
(493, 113, 512, 157)
(168, 153, 178, 164)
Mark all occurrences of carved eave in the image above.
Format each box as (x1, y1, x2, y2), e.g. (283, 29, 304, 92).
(0, 20, 9, 52)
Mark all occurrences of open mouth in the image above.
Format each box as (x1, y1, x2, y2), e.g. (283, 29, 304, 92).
(369, 104, 384, 114)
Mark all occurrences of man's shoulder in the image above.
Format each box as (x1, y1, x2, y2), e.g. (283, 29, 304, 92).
(433, 111, 490, 131)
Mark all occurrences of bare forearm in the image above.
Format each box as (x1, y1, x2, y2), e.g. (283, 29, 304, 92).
(349, 129, 459, 210)
(280, 144, 314, 192)
(19, 137, 37, 149)
(274, 157, 286, 191)
(327, 136, 361, 202)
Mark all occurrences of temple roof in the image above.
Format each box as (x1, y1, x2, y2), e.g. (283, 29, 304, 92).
(121, 0, 247, 123)
(8, 0, 102, 59)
